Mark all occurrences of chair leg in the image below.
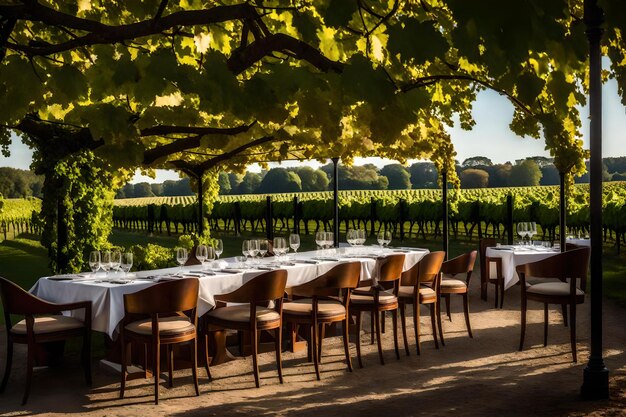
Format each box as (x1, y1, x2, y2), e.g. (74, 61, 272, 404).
(381, 311, 386, 334)
(561, 304, 569, 327)
(191, 339, 199, 396)
(570, 304, 577, 363)
(370, 312, 375, 344)
(22, 343, 34, 406)
(462, 293, 473, 338)
(311, 322, 320, 380)
(500, 281, 505, 309)
(392, 309, 400, 360)
(436, 300, 445, 347)
(82, 329, 92, 386)
(120, 338, 127, 399)
(167, 345, 174, 388)
(494, 283, 499, 309)
(399, 303, 410, 356)
(430, 304, 440, 350)
(481, 281, 488, 301)
(543, 303, 548, 347)
(342, 318, 353, 372)
(204, 333, 212, 381)
(153, 342, 160, 405)
(274, 326, 283, 384)
(318, 323, 325, 363)
(413, 303, 421, 355)
(374, 310, 385, 365)
(251, 328, 260, 388)
(355, 312, 364, 369)
(444, 294, 451, 321)
(1, 340, 13, 393)
(519, 295, 527, 351)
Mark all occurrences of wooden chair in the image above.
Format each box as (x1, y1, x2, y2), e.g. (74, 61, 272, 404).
(479, 238, 504, 308)
(517, 247, 590, 362)
(201, 270, 287, 387)
(120, 278, 200, 404)
(0, 277, 92, 405)
(282, 262, 361, 380)
(398, 251, 446, 355)
(350, 254, 405, 367)
(440, 251, 477, 339)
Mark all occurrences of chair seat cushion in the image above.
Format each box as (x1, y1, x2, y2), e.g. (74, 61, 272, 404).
(283, 299, 346, 317)
(11, 315, 84, 335)
(440, 279, 467, 289)
(206, 305, 280, 323)
(350, 289, 397, 305)
(526, 282, 584, 296)
(125, 316, 195, 336)
(525, 277, 562, 286)
(398, 285, 436, 300)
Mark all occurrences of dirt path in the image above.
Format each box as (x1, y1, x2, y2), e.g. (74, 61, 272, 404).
(0, 280, 624, 417)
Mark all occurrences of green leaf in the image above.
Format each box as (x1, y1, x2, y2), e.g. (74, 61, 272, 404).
(387, 19, 449, 64)
(324, 0, 358, 28)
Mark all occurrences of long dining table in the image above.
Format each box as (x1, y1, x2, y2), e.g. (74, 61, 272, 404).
(485, 245, 561, 289)
(30, 247, 429, 341)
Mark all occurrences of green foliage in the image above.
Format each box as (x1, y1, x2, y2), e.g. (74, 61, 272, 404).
(130, 243, 176, 271)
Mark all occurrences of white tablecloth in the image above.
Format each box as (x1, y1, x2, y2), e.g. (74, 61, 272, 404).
(30, 247, 428, 338)
(485, 246, 560, 289)
(566, 238, 591, 247)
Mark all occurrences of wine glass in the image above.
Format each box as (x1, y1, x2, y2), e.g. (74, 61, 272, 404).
(101, 250, 112, 277)
(121, 252, 133, 277)
(214, 239, 223, 259)
(110, 251, 121, 274)
(242, 240, 251, 263)
(89, 251, 101, 276)
(529, 222, 537, 243)
(346, 229, 356, 247)
(176, 247, 188, 272)
(274, 237, 287, 260)
(289, 233, 300, 254)
(379, 230, 392, 248)
(315, 231, 325, 250)
(206, 246, 216, 268)
(196, 245, 208, 270)
(516, 223, 527, 245)
(248, 239, 260, 265)
(259, 239, 269, 259)
(326, 231, 335, 249)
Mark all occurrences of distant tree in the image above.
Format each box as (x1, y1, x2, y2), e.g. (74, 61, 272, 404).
(462, 156, 493, 167)
(162, 178, 193, 196)
(321, 163, 388, 190)
(603, 157, 626, 174)
(228, 172, 243, 191)
(612, 173, 626, 181)
(526, 156, 554, 168)
(487, 163, 512, 187)
(218, 172, 232, 195)
(257, 168, 301, 193)
(459, 168, 489, 188)
(235, 172, 263, 194)
(150, 183, 163, 196)
(574, 161, 610, 183)
(291, 167, 329, 192)
(380, 164, 411, 190)
(408, 162, 438, 189)
(134, 182, 155, 197)
(539, 165, 560, 185)
(509, 160, 542, 186)
(0, 167, 43, 198)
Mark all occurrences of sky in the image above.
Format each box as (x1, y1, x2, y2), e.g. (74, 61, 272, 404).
(1, 79, 624, 183)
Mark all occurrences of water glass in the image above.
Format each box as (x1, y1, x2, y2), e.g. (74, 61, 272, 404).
(121, 252, 133, 276)
(214, 239, 223, 259)
(176, 247, 188, 272)
(196, 245, 208, 269)
(89, 251, 101, 275)
(242, 240, 251, 260)
(259, 239, 269, 258)
(101, 251, 112, 276)
(110, 251, 121, 273)
(289, 234, 300, 254)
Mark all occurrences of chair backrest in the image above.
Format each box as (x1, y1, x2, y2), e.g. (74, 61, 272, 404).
(124, 278, 199, 315)
(376, 254, 406, 283)
(479, 238, 497, 282)
(215, 270, 288, 304)
(441, 250, 477, 282)
(0, 277, 58, 317)
(400, 251, 446, 286)
(516, 247, 590, 290)
(291, 262, 361, 297)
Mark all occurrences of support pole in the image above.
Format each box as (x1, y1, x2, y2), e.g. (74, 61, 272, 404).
(332, 157, 340, 247)
(442, 170, 448, 260)
(197, 173, 204, 235)
(506, 194, 514, 245)
(559, 172, 566, 252)
(293, 196, 300, 235)
(266, 196, 274, 241)
(582, 0, 609, 399)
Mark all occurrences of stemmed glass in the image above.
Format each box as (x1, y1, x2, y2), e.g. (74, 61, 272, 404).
(176, 247, 188, 273)
(517, 223, 528, 245)
(259, 239, 269, 259)
(248, 239, 260, 265)
(242, 240, 251, 264)
(528, 222, 537, 244)
(325, 231, 335, 249)
(101, 250, 112, 277)
(315, 231, 325, 250)
(214, 239, 223, 259)
(196, 245, 208, 270)
(89, 251, 101, 276)
(111, 251, 121, 274)
(274, 237, 287, 260)
(289, 233, 300, 255)
(121, 253, 133, 278)
(377, 230, 392, 249)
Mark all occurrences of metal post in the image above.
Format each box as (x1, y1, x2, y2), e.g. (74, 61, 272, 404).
(442, 171, 448, 260)
(559, 172, 566, 252)
(266, 196, 274, 241)
(506, 194, 514, 245)
(332, 157, 340, 247)
(293, 196, 300, 234)
(197, 173, 204, 235)
(582, 0, 609, 399)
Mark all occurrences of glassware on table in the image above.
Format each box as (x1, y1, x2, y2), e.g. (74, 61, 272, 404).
(89, 251, 101, 275)
(274, 237, 287, 259)
(196, 245, 208, 270)
(289, 233, 300, 254)
(101, 250, 112, 277)
(315, 231, 325, 250)
(248, 239, 260, 264)
(528, 222, 537, 244)
(517, 222, 528, 245)
(259, 239, 269, 258)
(214, 239, 223, 259)
(377, 230, 392, 248)
(325, 231, 335, 249)
(121, 252, 133, 277)
(242, 240, 251, 263)
(346, 229, 356, 247)
(176, 247, 188, 272)
(110, 251, 121, 275)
